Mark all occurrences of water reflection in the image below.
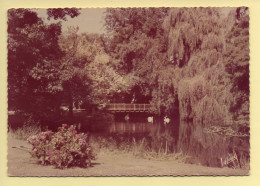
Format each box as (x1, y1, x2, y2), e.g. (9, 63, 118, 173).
(108, 121, 153, 134)
(100, 112, 155, 134)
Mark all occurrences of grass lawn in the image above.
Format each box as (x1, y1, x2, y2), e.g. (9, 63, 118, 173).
(7, 133, 249, 176)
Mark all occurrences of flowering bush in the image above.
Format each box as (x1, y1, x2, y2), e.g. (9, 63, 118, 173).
(27, 124, 95, 169)
(27, 130, 53, 163)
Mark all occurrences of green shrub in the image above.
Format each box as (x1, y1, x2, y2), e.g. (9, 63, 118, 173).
(27, 124, 96, 169)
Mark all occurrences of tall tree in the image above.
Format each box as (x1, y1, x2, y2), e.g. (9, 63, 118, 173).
(58, 28, 128, 115)
(224, 7, 249, 126)
(163, 7, 249, 166)
(8, 8, 80, 126)
(8, 9, 62, 110)
(105, 8, 170, 113)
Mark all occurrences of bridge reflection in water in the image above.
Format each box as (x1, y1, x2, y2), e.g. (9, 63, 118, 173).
(108, 121, 153, 134)
(104, 104, 154, 134)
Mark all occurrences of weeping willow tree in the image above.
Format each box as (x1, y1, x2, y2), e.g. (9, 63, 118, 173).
(163, 7, 249, 167)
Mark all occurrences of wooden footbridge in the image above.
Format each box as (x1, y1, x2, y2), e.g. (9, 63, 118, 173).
(105, 103, 152, 112)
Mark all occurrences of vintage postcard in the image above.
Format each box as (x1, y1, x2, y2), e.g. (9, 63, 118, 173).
(5, 7, 251, 177)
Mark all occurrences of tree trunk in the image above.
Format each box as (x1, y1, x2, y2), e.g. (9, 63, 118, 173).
(68, 85, 73, 119)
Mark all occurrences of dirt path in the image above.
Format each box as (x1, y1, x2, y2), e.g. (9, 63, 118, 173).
(7, 134, 249, 176)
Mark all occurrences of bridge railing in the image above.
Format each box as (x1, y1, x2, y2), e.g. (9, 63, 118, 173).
(106, 104, 151, 112)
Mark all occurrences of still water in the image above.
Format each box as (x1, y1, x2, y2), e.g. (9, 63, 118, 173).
(79, 112, 170, 135)
(103, 112, 161, 135)
(82, 112, 177, 142)
(75, 111, 177, 143)
(108, 121, 154, 134)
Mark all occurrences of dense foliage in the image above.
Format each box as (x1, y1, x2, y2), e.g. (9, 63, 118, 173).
(105, 8, 171, 112)
(163, 7, 249, 166)
(8, 9, 65, 127)
(224, 12, 249, 126)
(8, 8, 125, 127)
(46, 8, 81, 21)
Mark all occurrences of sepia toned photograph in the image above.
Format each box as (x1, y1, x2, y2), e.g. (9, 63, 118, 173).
(7, 7, 250, 176)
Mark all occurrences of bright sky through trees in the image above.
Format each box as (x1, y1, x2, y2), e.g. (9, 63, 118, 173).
(35, 8, 106, 34)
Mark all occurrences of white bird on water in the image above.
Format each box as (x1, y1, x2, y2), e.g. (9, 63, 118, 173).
(147, 116, 153, 123)
(164, 116, 170, 125)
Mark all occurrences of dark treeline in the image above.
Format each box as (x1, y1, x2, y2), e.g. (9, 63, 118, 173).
(8, 7, 249, 167)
